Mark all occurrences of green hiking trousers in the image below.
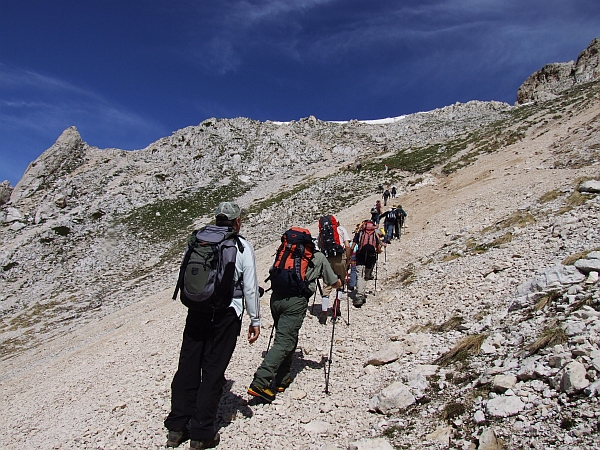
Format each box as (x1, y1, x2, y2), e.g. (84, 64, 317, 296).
(252, 294, 308, 389)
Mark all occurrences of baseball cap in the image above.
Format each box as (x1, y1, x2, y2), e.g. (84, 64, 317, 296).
(214, 202, 243, 220)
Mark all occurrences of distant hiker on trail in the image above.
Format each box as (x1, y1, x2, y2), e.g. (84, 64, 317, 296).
(377, 183, 384, 194)
(248, 228, 341, 403)
(383, 206, 397, 244)
(391, 185, 397, 198)
(351, 220, 383, 308)
(395, 205, 407, 238)
(165, 202, 261, 449)
(375, 200, 382, 225)
(382, 188, 391, 206)
(384, 163, 389, 172)
(356, 162, 362, 171)
(317, 215, 352, 325)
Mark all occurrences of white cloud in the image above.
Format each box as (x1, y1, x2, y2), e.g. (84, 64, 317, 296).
(0, 65, 160, 143)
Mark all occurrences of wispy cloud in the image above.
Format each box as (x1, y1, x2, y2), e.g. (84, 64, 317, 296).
(0, 64, 161, 146)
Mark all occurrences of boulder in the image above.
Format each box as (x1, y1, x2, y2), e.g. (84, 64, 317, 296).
(348, 438, 394, 450)
(478, 429, 504, 450)
(369, 382, 416, 414)
(485, 396, 525, 417)
(366, 342, 405, 366)
(579, 180, 600, 194)
(492, 375, 517, 393)
(516, 264, 585, 295)
(559, 361, 589, 394)
(574, 256, 600, 274)
(304, 420, 329, 434)
(425, 426, 454, 445)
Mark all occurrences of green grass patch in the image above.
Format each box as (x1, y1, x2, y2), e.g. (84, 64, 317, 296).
(120, 181, 249, 242)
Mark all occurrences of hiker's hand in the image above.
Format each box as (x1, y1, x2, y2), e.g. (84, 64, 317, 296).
(248, 325, 260, 343)
(333, 279, 342, 289)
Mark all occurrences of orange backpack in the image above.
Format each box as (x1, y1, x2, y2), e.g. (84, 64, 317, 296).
(267, 227, 315, 298)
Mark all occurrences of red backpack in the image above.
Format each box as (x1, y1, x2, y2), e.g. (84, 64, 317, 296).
(357, 221, 377, 253)
(267, 227, 315, 298)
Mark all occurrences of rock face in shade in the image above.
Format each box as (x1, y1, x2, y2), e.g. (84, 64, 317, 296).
(517, 38, 600, 104)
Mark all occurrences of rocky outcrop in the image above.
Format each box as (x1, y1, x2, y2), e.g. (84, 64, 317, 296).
(0, 181, 11, 206)
(517, 38, 600, 104)
(10, 126, 87, 203)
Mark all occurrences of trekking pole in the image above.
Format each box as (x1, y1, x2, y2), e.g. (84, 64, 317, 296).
(325, 296, 339, 394)
(266, 325, 274, 353)
(345, 270, 350, 326)
(311, 279, 324, 315)
(374, 256, 378, 294)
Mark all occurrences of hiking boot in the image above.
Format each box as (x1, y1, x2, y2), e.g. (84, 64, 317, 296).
(166, 429, 190, 448)
(248, 384, 276, 403)
(189, 433, 220, 449)
(318, 311, 328, 325)
(276, 377, 292, 393)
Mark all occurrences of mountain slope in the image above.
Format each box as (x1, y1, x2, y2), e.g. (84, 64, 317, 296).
(1, 79, 600, 449)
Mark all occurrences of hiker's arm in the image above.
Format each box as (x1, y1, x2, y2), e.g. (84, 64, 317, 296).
(240, 241, 261, 328)
(248, 325, 260, 344)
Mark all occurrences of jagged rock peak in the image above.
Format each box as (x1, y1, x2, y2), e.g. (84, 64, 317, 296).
(0, 180, 12, 206)
(10, 126, 87, 204)
(517, 38, 600, 104)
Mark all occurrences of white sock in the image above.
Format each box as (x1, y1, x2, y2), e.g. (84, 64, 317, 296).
(321, 296, 329, 312)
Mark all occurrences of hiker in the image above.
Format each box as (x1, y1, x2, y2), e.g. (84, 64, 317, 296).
(382, 188, 391, 206)
(384, 163, 389, 172)
(248, 228, 341, 403)
(371, 200, 382, 225)
(317, 215, 352, 324)
(391, 185, 397, 198)
(377, 183, 384, 194)
(351, 220, 383, 308)
(383, 206, 397, 244)
(165, 202, 261, 449)
(395, 205, 407, 238)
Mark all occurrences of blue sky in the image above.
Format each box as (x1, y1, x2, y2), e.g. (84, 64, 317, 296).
(1, 0, 599, 186)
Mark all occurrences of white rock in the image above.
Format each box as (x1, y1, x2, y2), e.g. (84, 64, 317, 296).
(579, 180, 600, 193)
(575, 258, 600, 274)
(492, 374, 517, 393)
(473, 410, 486, 424)
(485, 395, 525, 417)
(478, 429, 503, 450)
(586, 271, 599, 284)
(369, 382, 416, 414)
(288, 389, 307, 400)
(367, 341, 405, 366)
(5, 207, 23, 223)
(348, 438, 395, 450)
(304, 420, 329, 434)
(559, 361, 590, 394)
(425, 426, 453, 445)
